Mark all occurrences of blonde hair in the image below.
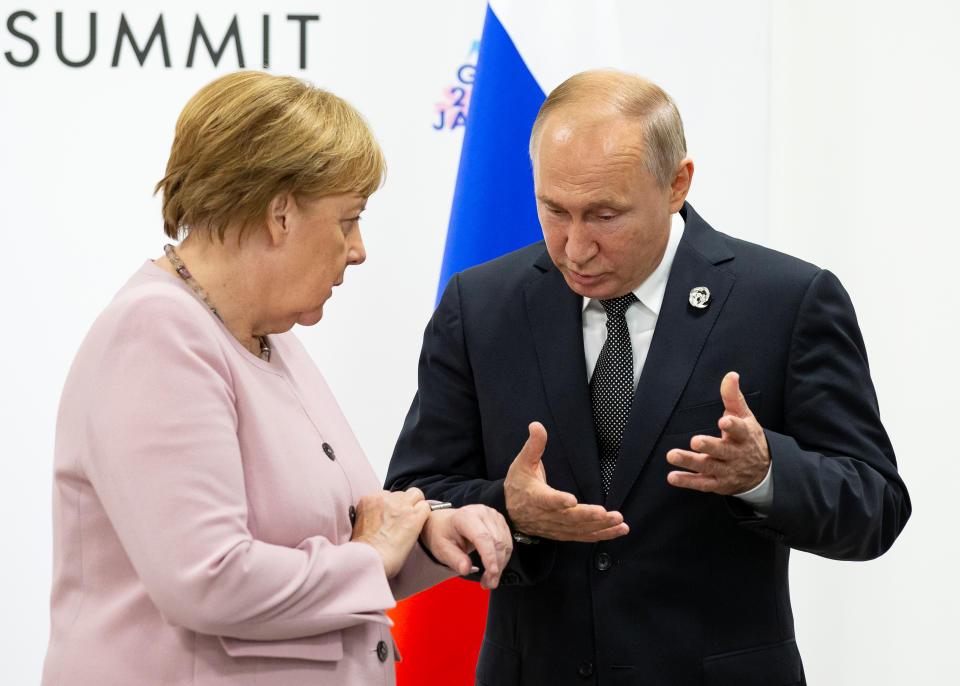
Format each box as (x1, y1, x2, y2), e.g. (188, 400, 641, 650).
(529, 70, 686, 188)
(155, 71, 386, 241)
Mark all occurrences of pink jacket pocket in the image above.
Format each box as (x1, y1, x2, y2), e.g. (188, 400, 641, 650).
(219, 632, 343, 662)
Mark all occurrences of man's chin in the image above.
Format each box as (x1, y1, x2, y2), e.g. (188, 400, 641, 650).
(562, 271, 616, 299)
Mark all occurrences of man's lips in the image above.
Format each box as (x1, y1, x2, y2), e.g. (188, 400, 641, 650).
(567, 269, 603, 285)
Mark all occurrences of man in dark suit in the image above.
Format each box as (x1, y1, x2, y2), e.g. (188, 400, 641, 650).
(386, 71, 909, 685)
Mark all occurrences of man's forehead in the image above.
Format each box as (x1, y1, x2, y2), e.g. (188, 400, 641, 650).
(537, 127, 644, 172)
(539, 109, 643, 156)
(535, 150, 639, 203)
(544, 99, 635, 130)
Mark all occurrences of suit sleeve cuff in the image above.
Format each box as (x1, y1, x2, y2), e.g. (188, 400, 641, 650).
(732, 460, 774, 516)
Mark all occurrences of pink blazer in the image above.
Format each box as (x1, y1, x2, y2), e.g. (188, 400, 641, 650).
(42, 263, 452, 686)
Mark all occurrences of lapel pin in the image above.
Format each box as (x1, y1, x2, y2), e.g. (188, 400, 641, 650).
(688, 286, 711, 309)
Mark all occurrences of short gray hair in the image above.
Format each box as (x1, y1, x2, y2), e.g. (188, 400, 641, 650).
(529, 70, 687, 188)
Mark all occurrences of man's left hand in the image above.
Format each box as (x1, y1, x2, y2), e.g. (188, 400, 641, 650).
(666, 371, 770, 495)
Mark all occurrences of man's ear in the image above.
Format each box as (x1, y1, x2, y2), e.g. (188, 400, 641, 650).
(668, 158, 694, 213)
(265, 191, 294, 247)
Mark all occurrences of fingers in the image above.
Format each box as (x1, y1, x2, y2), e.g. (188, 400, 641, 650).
(352, 490, 432, 578)
(581, 521, 630, 542)
(504, 421, 628, 541)
(516, 422, 548, 471)
(377, 488, 428, 519)
(717, 415, 751, 442)
(666, 469, 719, 492)
(426, 506, 513, 589)
(355, 492, 377, 511)
(666, 435, 770, 495)
(461, 509, 512, 590)
(667, 447, 712, 472)
(534, 505, 628, 542)
(359, 488, 425, 509)
(689, 433, 736, 461)
(688, 416, 752, 461)
(355, 490, 429, 535)
(428, 536, 475, 577)
(403, 487, 425, 501)
(559, 503, 623, 527)
(720, 371, 752, 419)
(666, 448, 724, 492)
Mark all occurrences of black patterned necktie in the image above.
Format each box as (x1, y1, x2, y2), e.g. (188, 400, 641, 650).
(590, 293, 638, 495)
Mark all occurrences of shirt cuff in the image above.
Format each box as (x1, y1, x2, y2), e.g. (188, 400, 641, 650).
(732, 461, 773, 516)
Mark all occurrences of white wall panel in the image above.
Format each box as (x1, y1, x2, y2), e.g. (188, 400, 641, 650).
(770, 1, 960, 683)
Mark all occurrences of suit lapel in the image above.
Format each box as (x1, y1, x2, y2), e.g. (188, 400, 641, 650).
(605, 205, 736, 510)
(524, 253, 604, 505)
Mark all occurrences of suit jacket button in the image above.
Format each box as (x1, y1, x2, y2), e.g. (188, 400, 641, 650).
(376, 640, 389, 662)
(502, 571, 520, 585)
(595, 552, 612, 571)
(348, 505, 357, 526)
(577, 661, 594, 678)
(322, 442, 336, 460)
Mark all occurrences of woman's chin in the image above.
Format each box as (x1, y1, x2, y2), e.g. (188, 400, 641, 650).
(297, 308, 325, 327)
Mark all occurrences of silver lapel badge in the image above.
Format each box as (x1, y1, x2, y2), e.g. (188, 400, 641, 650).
(688, 286, 711, 309)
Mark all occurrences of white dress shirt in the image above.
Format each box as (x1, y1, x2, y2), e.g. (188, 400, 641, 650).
(581, 211, 772, 510)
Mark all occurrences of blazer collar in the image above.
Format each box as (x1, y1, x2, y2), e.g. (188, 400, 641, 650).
(605, 202, 735, 508)
(523, 260, 603, 503)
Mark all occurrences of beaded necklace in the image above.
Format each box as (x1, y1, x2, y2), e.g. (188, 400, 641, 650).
(163, 244, 271, 362)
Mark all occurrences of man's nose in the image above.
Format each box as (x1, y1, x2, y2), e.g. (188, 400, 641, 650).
(565, 220, 597, 265)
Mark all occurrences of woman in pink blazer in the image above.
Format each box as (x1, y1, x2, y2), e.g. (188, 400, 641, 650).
(41, 71, 512, 686)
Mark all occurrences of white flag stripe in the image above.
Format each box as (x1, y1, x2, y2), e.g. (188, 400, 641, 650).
(489, 0, 624, 94)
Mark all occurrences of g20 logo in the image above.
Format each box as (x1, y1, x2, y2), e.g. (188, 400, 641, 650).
(433, 44, 476, 131)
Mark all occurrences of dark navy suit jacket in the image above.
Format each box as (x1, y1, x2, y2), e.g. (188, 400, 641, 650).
(387, 204, 910, 686)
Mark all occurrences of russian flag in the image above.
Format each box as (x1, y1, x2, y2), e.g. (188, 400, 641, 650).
(388, 2, 621, 683)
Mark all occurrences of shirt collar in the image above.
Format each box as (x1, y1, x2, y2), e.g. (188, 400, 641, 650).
(581, 210, 685, 315)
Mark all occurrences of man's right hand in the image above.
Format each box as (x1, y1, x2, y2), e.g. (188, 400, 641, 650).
(504, 422, 630, 542)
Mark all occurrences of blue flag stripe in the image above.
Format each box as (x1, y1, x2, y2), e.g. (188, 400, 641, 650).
(437, 4, 547, 302)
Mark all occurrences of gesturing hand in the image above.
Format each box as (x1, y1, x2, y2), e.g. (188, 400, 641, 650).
(350, 488, 430, 578)
(420, 505, 513, 589)
(504, 422, 629, 542)
(666, 372, 771, 495)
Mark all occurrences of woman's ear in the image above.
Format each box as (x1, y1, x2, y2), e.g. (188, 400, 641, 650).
(265, 191, 294, 247)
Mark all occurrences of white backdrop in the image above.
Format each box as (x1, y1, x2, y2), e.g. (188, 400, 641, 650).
(1, 1, 956, 683)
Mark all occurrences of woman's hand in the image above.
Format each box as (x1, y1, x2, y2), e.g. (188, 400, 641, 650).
(420, 505, 513, 589)
(350, 488, 430, 578)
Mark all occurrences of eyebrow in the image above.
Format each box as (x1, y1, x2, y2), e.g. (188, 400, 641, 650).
(537, 195, 628, 212)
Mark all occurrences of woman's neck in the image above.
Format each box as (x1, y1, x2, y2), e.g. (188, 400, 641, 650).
(157, 235, 266, 358)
